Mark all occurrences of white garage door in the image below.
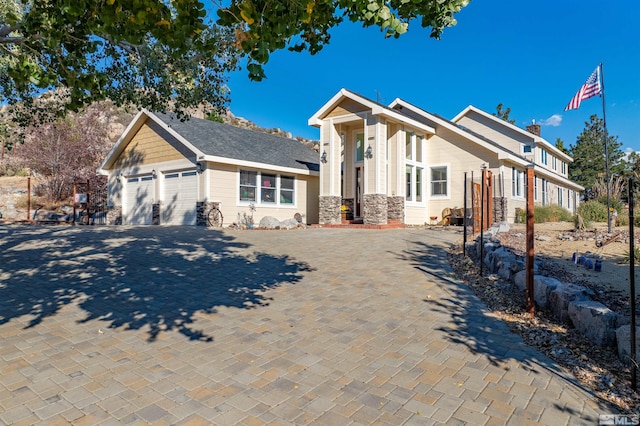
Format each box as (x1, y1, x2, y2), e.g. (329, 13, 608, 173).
(162, 170, 198, 225)
(125, 175, 154, 225)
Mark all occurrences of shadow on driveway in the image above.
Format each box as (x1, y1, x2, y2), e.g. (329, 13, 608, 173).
(0, 226, 312, 342)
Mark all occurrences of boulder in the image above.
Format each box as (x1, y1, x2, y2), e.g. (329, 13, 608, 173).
(615, 325, 640, 366)
(280, 218, 301, 229)
(568, 300, 618, 346)
(513, 270, 526, 291)
(258, 216, 281, 229)
(533, 276, 562, 309)
(549, 284, 591, 324)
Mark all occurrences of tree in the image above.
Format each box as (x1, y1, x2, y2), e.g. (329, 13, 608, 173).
(493, 103, 515, 124)
(1, 1, 470, 123)
(555, 138, 570, 156)
(12, 102, 118, 201)
(569, 114, 625, 195)
(1, 0, 239, 127)
(216, 0, 471, 80)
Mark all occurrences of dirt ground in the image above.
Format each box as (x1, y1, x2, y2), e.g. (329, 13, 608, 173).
(498, 221, 640, 306)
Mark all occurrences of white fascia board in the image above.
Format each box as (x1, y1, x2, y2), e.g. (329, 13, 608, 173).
(529, 163, 584, 191)
(308, 89, 351, 127)
(370, 105, 435, 135)
(98, 109, 148, 171)
(200, 155, 319, 177)
(453, 105, 574, 162)
(392, 98, 511, 160)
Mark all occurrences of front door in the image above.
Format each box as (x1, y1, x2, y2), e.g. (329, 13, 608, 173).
(355, 166, 362, 218)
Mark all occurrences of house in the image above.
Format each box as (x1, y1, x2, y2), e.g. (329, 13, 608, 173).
(308, 88, 583, 226)
(98, 110, 320, 226)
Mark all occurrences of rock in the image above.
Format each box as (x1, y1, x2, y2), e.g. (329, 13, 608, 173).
(615, 325, 640, 366)
(258, 216, 281, 229)
(536, 235, 551, 242)
(279, 218, 300, 229)
(568, 300, 618, 346)
(533, 276, 562, 309)
(513, 270, 526, 291)
(549, 284, 591, 324)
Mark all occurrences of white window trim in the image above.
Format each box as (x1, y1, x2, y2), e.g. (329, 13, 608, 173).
(512, 167, 525, 200)
(237, 168, 297, 208)
(428, 163, 450, 201)
(405, 132, 427, 205)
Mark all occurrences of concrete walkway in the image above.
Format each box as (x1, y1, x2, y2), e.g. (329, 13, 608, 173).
(0, 225, 614, 424)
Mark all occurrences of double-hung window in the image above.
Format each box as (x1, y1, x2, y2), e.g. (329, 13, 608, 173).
(541, 150, 548, 165)
(239, 170, 295, 206)
(430, 166, 447, 197)
(405, 133, 426, 202)
(512, 167, 524, 198)
(558, 187, 563, 207)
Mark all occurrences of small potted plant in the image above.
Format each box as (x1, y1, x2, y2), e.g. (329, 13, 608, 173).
(340, 204, 352, 222)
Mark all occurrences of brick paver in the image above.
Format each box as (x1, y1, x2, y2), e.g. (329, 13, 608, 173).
(0, 225, 616, 424)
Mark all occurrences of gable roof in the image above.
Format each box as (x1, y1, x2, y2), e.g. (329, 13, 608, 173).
(308, 88, 435, 135)
(389, 99, 583, 190)
(452, 105, 573, 162)
(100, 110, 319, 174)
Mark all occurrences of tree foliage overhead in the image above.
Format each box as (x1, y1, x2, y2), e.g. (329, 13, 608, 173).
(0, 0, 471, 124)
(217, 0, 471, 80)
(0, 0, 239, 127)
(569, 114, 625, 194)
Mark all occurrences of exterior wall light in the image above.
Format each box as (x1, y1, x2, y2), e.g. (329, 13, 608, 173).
(196, 162, 204, 173)
(364, 145, 373, 159)
(320, 151, 327, 164)
(151, 169, 157, 179)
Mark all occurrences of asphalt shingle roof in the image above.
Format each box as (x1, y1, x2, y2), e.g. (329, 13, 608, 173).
(155, 113, 319, 172)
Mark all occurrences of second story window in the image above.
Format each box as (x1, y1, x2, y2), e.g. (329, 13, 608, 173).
(541, 150, 548, 165)
(523, 145, 532, 154)
(562, 162, 566, 174)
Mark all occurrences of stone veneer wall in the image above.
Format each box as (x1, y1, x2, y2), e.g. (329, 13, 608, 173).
(196, 201, 221, 227)
(319, 196, 342, 224)
(387, 196, 404, 222)
(493, 197, 507, 223)
(363, 194, 388, 225)
(107, 205, 122, 225)
(152, 203, 160, 225)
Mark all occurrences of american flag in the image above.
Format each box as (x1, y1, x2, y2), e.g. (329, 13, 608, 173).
(564, 66, 602, 111)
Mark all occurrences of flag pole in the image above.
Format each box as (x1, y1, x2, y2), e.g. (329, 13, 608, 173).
(600, 62, 612, 233)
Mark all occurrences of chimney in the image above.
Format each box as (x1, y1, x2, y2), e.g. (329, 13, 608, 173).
(526, 119, 540, 136)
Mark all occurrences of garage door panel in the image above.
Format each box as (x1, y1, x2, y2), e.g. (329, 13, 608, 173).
(125, 176, 153, 225)
(163, 170, 197, 225)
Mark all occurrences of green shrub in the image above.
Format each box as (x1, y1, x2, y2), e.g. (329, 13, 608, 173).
(596, 196, 624, 214)
(577, 200, 608, 223)
(533, 204, 573, 223)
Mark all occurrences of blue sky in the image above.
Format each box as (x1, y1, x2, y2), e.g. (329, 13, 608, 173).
(224, 0, 640, 154)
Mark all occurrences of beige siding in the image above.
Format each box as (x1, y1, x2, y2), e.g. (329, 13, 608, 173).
(113, 120, 188, 169)
(387, 124, 399, 196)
(365, 116, 378, 194)
(207, 163, 319, 225)
(456, 112, 530, 154)
(405, 205, 429, 225)
(325, 99, 368, 118)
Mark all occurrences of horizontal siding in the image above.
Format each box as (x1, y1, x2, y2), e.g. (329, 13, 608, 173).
(405, 206, 429, 226)
(325, 99, 368, 118)
(208, 164, 319, 225)
(114, 122, 185, 169)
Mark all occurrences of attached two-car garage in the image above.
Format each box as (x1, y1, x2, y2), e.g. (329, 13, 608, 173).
(123, 170, 198, 225)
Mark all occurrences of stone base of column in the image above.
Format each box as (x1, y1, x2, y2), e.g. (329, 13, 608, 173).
(363, 194, 388, 225)
(387, 196, 404, 222)
(106, 205, 122, 225)
(319, 196, 342, 224)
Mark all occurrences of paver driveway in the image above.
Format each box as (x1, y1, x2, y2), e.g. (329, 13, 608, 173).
(0, 225, 614, 424)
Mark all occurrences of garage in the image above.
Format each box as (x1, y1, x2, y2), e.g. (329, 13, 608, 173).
(124, 175, 154, 225)
(162, 170, 198, 225)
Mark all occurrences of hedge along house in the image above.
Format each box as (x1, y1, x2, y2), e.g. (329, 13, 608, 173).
(309, 89, 583, 226)
(98, 110, 320, 226)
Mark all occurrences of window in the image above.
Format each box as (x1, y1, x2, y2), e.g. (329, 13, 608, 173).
(523, 145, 532, 154)
(534, 177, 538, 201)
(541, 178, 548, 205)
(552, 156, 557, 170)
(406, 133, 412, 160)
(512, 167, 524, 198)
(356, 133, 364, 162)
(405, 132, 427, 202)
(280, 176, 294, 204)
(431, 166, 448, 196)
(261, 173, 276, 204)
(541, 150, 548, 165)
(568, 190, 572, 209)
(239, 170, 295, 205)
(558, 187, 563, 207)
(406, 166, 412, 201)
(562, 161, 566, 174)
(416, 168, 423, 202)
(415, 136, 423, 162)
